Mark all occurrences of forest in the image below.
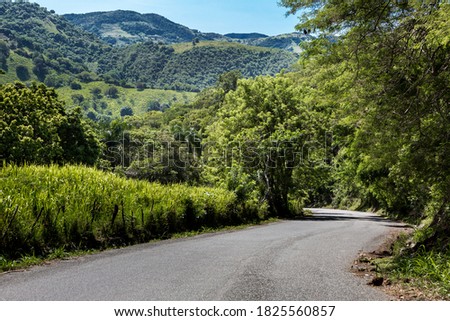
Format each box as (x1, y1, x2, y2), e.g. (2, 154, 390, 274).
(98, 41, 296, 91)
(1, 0, 449, 297)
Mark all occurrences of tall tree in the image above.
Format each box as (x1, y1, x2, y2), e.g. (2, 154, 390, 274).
(206, 75, 323, 217)
(281, 1, 450, 230)
(0, 83, 100, 165)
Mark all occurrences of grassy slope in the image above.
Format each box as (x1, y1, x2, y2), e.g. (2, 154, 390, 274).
(1, 43, 285, 118)
(171, 41, 281, 54)
(0, 52, 38, 84)
(56, 82, 196, 117)
(1, 52, 196, 118)
(374, 227, 450, 300)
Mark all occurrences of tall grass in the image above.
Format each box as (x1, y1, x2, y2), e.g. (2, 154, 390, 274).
(389, 246, 450, 298)
(0, 164, 265, 261)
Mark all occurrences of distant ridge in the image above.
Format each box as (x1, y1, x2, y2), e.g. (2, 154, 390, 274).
(225, 33, 269, 40)
(63, 10, 227, 46)
(243, 32, 314, 53)
(64, 10, 313, 53)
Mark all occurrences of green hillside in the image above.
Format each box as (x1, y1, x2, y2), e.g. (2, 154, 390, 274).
(56, 81, 196, 119)
(65, 11, 315, 54)
(99, 41, 298, 91)
(0, 51, 37, 83)
(0, 2, 108, 82)
(64, 10, 227, 46)
(1, 3, 298, 94)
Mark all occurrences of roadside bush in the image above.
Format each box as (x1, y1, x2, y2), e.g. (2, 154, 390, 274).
(0, 165, 266, 261)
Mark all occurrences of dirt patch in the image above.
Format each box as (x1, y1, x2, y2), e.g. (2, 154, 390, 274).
(350, 227, 445, 301)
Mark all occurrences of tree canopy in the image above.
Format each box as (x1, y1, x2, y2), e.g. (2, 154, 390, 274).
(280, 0, 450, 232)
(205, 75, 327, 216)
(0, 83, 101, 165)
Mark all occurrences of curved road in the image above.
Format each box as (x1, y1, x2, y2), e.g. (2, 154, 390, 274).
(0, 209, 407, 301)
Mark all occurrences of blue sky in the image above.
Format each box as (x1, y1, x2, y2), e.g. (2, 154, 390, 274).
(35, 0, 300, 36)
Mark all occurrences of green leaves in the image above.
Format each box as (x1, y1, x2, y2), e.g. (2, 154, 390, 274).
(0, 82, 100, 165)
(280, 1, 450, 229)
(205, 75, 326, 216)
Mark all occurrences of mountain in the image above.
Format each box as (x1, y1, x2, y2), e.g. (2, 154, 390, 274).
(0, 3, 298, 94)
(233, 32, 314, 54)
(0, 2, 107, 82)
(225, 33, 269, 40)
(64, 10, 227, 46)
(99, 41, 297, 91)
(64, 11, 312, 53)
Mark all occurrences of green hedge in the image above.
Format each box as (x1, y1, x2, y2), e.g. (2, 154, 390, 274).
(0, 165, 265, 259)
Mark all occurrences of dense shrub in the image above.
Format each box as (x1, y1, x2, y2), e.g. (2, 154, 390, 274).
(15, 65, 30, 81)
(70, 81, 82, 90)
(104, 85, 119, 98)
(120, 106, 134, 117)
(0, 165, 266, 260)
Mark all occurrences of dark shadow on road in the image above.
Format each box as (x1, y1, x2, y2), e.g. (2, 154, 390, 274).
(381, 224, 412, 229)
(298, 215, 387, 223)
(295, 214, 413, 229)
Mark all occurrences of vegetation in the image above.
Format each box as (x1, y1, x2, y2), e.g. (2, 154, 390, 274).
(0, 82, 100, 165)
(0, 1, 448, 296)
(63, 10, 226, 46)
(234, 32, 313, 53)
(225, 33, 269, 40)
(278, 0, 450, 297)
(0, 3, 297, 93)
(377, 244, 450, 299)
(158, 42, 296, 90)
(289, 0, 448, 229)
(55, 81, 196, 119)
(0, 2, 108, 81)
(395, 252, 450, 298)
(98, 41, 297, 91)
(64, 10, 314, 54)
(205, 75, 327, 217)
(0, 164, 265, 269)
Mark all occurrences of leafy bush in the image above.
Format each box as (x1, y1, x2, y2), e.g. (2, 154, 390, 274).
(0, 39, 9, 70)
(15, 65, 30, 81)
(105, 85, 119, 98)
(147, 101, 161, 111)
(71, 93, 84, 104)
(44, 72, 65, 88)
(90, 86, 102, 99)
(70, 81, 82, 90)
(120, 106, 134, 117)
(86, 111, 98, 122)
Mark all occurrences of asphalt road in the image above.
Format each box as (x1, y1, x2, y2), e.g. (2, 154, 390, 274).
(0, 209, 407, 301)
